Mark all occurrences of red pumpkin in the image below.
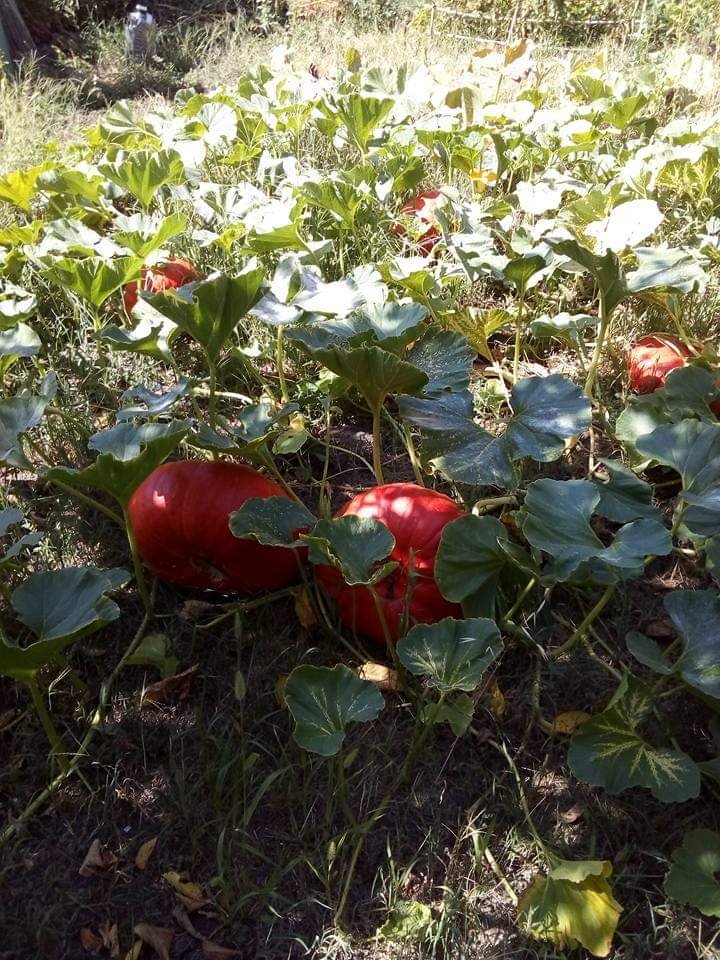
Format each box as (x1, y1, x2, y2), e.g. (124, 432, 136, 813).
(128, 460, 302, 593)
(393, 189, 443, 255)
(316, 483, 463, 643)
(627, 334, 693, 394)
(123, 258, 200, 314)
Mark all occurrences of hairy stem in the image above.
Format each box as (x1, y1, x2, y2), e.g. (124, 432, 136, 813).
(371, 403, 385, 486)
(26, 676, 69, 774)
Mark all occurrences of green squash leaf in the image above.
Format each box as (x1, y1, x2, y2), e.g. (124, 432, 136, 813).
(47, 420, 190, 507)
(397, 616, 502, 693)
(148, 270, 264, 363)
(98, 148, 185, 208)
(284, 663, 385, 756)
(1, 567, 129, 681)
(303, 515, 395, 586)
(665, 829, 720, 918)
(591, 458, 658, 522)
(229, 497, 315, 547)
(628, 590, 720, 699)
(568, 675, 701, 802)
(435, 514, 511, 612)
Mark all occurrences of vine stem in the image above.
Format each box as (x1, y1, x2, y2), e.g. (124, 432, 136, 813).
(49, 479, 124, 526)
(258, 453, 305, 507)
(207, 356, 218, 431)
(512, 293, 526, 384)
(276, 326, 290, 404)
(0, 605, 153, 849)
(26, 676, 69, 774)
(547, 583, 615, 661)
(333, 691, 447, 927)
(584, 289, 611, 398)
(195, 587, 296, 630)
(123, 509, 152, 612)
(371, 404, 385, 486)
(500, 576, 539, 626)
(488, 738, 551, 861)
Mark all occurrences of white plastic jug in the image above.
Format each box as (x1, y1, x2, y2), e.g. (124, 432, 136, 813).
(125, 4, 157, 60)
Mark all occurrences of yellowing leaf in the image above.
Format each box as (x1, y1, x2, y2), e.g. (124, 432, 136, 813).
(356, 662, 400, 693)
(124, 944, 142, 960)
(518, 859, 622, 957)
(135, 836, 158, 871)
(486, 678, 505, 720)
(275, 674, 289, 707)
(294, 587, 317, 629)
(133, 923, 173, 960)
(162, 870, 207, 911)
(551, 711, 591, 735)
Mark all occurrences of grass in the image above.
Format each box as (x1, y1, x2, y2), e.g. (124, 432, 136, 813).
(2, 10, 720, 960)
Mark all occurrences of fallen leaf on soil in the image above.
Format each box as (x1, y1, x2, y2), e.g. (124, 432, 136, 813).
(171, 903, 200, 938)
(644, 618, 676, 640)
(133, 923, 173, 960)
(179, 599, 217, 621)
(79, 928, 103, 951)
(294, 587, 317, 628)
(99, 921, 120, 958)
(275, 674, 289, 707)
(356, 662, 399, 692)
(551, 711, 591, 735)
(135, 836, 158, 870)
(202, 941, 241, 957)
(486, 678, 505, 720)
(560, 803, 586, 824)
(142, 665, 198, 706)
(163, 869, 208, 911)
(79, 839, 117, 877)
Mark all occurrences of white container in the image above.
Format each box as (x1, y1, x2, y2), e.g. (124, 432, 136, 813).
(125, 4, 157, 60)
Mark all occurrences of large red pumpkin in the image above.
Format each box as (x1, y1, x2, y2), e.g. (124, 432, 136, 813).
(316, 483, 463, 643)
(392, 190, 443, 255)
(627, 334, 694, 394)
(128, 461, 302, 593)
(123, 258, 200, 314)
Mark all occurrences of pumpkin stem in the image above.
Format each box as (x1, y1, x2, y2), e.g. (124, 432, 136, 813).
(371, 404, 385, 485)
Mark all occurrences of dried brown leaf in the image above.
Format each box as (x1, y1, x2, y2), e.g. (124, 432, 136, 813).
(79, 928, 103, 952)
(171, 903, 200, 938)
(560, 803, 586, 824)
(551, 711, 592, 735)
(142, 665, 198, 706)
(179, 599, 217, 621)
(133, 923, 173, 960)
(294, 587, 317, 629)
(135, 836, 158, 871)
(202, 941, 241, 958)
(356, 662, 399, 693)
(99, 920, 120, 958)
(79, 839, 117, 877)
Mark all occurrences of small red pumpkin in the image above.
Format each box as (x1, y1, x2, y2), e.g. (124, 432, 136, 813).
(128, 460, 302, 593)
(123, 258, 200, 314)
(316, 483, 463, 643)
(393, 189, 443, 255)
(627, 334, 694, 394)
